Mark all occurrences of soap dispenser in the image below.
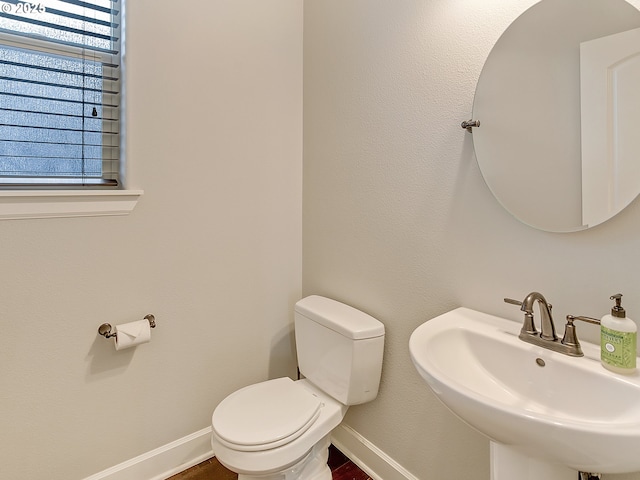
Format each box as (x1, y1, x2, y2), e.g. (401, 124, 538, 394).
(601, 293, 637, 374)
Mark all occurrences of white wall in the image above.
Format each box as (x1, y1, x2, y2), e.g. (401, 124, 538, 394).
(6, 1, 640, 479)
(303, 1, 640, 479)
(0, 1, 303, 478)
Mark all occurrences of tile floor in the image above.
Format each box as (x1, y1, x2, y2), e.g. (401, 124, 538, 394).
(167, 445, 372, 480)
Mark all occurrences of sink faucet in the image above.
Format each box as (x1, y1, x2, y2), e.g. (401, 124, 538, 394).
(521, 291, 557, 341)
(505, 291, 557, 341)
(504, 292, 599, 357)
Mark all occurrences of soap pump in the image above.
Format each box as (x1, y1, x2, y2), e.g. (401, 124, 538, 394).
(601, 293, 637, 374)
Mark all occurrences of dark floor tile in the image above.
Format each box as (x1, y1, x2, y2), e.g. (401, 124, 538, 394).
(166, 457, 236, 480)
(332, 461, 372, 480)
(167, 444, 369, 480)
(327, 444, 350, 471)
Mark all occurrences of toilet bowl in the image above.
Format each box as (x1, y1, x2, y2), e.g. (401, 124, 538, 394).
(212, 378, 347, 479)
(211, 296, 385, 480)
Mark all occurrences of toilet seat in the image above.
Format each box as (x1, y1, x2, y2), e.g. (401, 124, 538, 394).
(212, 377, 322, 452)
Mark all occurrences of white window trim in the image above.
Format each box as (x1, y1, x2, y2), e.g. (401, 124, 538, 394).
(0, 189, 143, 220)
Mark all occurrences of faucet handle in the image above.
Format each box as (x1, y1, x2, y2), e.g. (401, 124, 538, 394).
(504, 297, 553, 311)
(504, 297, 538, 335)
(561, 315, 601, 357)
(504, 298, 523, 307)
(570, 315, 601, 325)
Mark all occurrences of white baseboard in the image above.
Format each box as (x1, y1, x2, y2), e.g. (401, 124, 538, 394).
(330, 424, 418, 480)
(82, 427, 214, 480)
(82, 423, 413, 480)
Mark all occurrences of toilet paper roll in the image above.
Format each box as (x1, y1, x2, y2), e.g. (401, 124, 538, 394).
(115, 319, 152, 350)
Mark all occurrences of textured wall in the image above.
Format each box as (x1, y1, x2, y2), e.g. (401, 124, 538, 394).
(0, 1, 302, 478)
(303, 1, 640, 479)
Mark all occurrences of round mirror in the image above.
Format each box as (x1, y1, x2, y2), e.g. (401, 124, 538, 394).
(472, 0, 640, 232)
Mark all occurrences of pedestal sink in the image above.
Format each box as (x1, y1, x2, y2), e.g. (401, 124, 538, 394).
(409, 307, 640, 479)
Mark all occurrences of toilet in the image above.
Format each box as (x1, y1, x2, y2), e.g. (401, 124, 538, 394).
(211, 295, 385, 480)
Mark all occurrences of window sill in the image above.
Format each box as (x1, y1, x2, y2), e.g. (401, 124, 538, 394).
(0, 189, 144, 220)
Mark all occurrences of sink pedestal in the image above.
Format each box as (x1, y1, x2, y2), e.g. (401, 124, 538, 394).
(491, 443, 576, 480)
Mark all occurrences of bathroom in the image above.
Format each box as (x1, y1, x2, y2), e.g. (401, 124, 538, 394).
(2, 0, 640, 479)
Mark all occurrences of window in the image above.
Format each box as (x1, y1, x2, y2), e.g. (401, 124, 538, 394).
(0, 0, 122, 187)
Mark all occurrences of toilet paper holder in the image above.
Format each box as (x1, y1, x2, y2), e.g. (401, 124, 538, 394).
(98, 314, 156, 339)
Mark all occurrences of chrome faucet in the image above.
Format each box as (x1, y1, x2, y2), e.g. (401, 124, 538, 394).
(504, 292, 600, 357)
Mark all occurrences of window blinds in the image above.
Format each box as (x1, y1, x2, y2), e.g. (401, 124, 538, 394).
(0, 0, 121, 186)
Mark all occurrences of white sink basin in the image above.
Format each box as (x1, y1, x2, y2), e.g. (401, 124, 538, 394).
(409, 307, 640, 474)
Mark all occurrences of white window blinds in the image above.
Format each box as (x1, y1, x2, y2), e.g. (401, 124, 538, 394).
(0, 0, 121, 187)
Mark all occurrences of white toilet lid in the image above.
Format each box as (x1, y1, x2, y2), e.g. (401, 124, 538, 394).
(212, 377, 322, 451)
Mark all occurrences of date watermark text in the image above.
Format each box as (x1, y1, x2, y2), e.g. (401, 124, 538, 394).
(1, 2, 46, 14)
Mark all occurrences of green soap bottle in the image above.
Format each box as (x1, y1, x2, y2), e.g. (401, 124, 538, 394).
(601, 294, 637, 374)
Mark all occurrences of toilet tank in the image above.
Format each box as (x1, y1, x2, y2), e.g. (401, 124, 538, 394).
(294, 296, 385, 405)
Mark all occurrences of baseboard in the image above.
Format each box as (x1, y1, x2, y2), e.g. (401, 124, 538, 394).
(83, 423, 413, 480)
(82, 427, 214, 480)
(331, 424, 418, 480)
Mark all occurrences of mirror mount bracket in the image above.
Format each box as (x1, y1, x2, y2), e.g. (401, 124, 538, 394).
(461, 119, 480, 132)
